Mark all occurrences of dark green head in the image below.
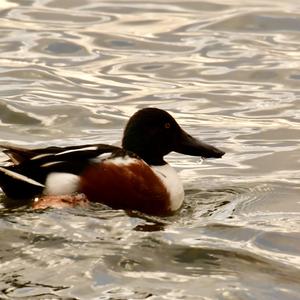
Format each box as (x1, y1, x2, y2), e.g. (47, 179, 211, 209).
(122, 108, 225, 165)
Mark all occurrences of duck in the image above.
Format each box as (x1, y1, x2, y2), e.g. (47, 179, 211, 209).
(0, 107, 225, 215)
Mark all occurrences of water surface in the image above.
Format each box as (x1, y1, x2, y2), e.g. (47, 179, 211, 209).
(0, 0, 300, 299)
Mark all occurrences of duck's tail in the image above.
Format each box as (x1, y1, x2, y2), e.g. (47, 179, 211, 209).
(0, 166, 44, 199)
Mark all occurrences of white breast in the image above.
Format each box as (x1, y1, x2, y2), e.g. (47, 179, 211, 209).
(151, 164, 184, 211)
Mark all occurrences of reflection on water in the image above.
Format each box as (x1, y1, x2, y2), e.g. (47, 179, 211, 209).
(0, 0, 300, 299)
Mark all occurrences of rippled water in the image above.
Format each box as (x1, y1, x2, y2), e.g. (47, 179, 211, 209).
(0, 0, 300, 299)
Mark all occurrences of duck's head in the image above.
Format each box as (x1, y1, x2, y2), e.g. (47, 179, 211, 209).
(122, 108, 225, 165)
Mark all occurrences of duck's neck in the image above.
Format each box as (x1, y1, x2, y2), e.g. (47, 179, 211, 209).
(142, 156, 167, 166)
(122, 146, 167, 166)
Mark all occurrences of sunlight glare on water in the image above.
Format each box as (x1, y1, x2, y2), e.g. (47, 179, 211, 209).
(0, 0, 300, 299)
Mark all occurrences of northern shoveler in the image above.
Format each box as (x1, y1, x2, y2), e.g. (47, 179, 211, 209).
(0, 108, 225, 215)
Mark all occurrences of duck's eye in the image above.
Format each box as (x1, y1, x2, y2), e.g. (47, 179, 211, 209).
(164, 122, 171, 129)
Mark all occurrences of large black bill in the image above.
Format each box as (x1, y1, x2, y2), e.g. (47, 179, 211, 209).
(174, 129, 225, 158)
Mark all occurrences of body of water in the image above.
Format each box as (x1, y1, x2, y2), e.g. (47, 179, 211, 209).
(0, 0, 300, 299)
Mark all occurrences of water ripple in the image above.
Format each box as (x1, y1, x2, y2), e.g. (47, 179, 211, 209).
(1, 0, 300, 299)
